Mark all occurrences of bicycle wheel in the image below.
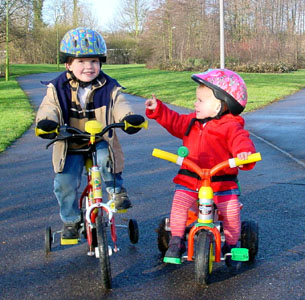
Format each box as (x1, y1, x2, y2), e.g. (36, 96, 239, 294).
(45, 226, 52, 254)
(157, 218, 171, 257)
(195, 230, 213, 286)
(241, 220, 259, 263)
(96, 215, 112, 290)
(128, 219, 139, 244)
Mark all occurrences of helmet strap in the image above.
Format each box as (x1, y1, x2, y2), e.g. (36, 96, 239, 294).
(214, 101, 229, 119)
(184, 102, 229, 136)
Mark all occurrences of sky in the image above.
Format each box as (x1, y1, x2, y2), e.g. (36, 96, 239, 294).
(88, 0, 121, 29)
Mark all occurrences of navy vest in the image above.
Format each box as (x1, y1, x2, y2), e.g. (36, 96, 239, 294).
(41, 71, 123, 127)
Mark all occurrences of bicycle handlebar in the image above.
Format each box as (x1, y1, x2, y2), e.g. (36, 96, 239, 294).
(152, 148, 261, 179)
(43, 119, 148, 148)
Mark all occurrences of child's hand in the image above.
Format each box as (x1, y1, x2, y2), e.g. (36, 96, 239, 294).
(237, 152, 252, 167)
(145, 94, 158, 111)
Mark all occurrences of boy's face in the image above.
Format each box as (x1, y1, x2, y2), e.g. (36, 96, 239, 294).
(194, 85, 222, 119)
(66, 57, 100, 82)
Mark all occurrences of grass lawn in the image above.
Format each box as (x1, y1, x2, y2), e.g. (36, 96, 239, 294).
(0, 64, 66, 152)
(102, 64, 305, 112)
(1, 63, 305, 152)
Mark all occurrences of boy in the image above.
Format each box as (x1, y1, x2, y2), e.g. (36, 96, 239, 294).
(36, 27, 143, 241)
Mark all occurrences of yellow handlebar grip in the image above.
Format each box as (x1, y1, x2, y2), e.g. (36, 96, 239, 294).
(152, 148, 179, 164)
(234, 152, 262, 166)
(124, 120, 149, 131)
(35, 127, 58, 136)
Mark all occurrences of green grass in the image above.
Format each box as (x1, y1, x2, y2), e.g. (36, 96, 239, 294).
(0, 64, 65, 152)
(1, 63, 305, 152)
(102, 64, 305, 112)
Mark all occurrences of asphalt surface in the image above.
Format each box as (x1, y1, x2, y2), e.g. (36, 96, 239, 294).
(0, 73, 304, 300)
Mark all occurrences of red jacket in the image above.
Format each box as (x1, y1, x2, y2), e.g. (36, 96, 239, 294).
(146, 100, 256, 192)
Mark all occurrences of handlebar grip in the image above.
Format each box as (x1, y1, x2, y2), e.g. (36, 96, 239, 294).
(124, 120, 149, 131)
(35, 127, 58, 136)
(152, 148, 182, 165)
(229, 152, 262, 168)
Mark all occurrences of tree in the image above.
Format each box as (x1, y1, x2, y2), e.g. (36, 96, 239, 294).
(118, 0, 151, 40)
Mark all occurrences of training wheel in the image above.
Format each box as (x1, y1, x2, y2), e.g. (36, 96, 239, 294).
(128, 219, 139, 244)
(45, 226, 52, 254)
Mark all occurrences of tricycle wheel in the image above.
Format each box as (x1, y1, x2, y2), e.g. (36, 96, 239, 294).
(157, 218, 171, 257)
(241, 220, 259, 263)
(45, 226, 52, 254)
(128, 219, 139, 244)
(96, 215, 112, 290)
(195, 230, 213, 286)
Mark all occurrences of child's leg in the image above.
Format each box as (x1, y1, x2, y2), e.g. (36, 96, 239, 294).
(164, 190, 198, 262)
(96, 140, 123, 193)
(214, 195, 240, 245)
(54, 153, 84, 224)
(170, 190, 198, 238)
(96, 140, 131, 209)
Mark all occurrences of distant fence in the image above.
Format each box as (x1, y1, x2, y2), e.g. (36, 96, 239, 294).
(106, 49, 135, 64)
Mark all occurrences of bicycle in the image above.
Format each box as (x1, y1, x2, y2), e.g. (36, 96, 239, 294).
(36, 116, 148, 290)
(152, 146, 261, 286)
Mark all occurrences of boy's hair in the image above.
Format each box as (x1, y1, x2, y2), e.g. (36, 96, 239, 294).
(65, 57, 75, 65)
(65, 56, 103, 66)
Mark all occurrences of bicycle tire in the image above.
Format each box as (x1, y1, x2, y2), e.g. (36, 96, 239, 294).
(194, 230, 213, 286)
(96, 215, 112, 290)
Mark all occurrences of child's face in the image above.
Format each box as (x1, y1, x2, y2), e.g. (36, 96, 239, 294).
(194, 85, 221, 119)
(66, 57, 100, 82)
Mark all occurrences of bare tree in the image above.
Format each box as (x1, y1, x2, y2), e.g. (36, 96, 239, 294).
(118, 0, 150, 40)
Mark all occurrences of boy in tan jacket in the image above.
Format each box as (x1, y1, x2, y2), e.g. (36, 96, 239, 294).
(36, 27, 143, 241)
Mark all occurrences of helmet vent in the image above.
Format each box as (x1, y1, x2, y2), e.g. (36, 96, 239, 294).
(85, 38, 89, 48)
(73, 39, 77, 47)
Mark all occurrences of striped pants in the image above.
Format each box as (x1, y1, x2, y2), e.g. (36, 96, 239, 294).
(170, 190, 241, 246)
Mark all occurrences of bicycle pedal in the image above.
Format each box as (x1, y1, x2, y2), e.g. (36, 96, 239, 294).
(163, 257, 182, 264)
(60, 238, 79, 245)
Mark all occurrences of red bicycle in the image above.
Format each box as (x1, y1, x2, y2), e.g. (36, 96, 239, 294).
(37, 116, 148, 290)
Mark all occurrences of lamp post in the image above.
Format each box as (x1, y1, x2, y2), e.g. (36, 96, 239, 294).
(55, 14, 63, 71)
(5, 0, 9, 81)
(219, 0, 225, 69)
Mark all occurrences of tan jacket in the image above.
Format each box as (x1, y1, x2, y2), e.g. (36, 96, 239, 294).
(36, 72, 133, 173)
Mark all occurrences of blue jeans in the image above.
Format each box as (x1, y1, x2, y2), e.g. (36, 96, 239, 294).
(54, 140, 123, 224)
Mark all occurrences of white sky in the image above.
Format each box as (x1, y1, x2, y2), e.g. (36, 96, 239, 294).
(88, 0, 121, 29)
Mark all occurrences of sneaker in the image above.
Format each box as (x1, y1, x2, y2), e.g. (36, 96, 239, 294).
(163, 236, 186, 264)
(222, 242, 240, 270)
(109, 187, 132, 210)
(61, 222, 79, 242)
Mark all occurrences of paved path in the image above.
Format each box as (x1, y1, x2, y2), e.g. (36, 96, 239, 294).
(0, 73, 304, 300)
(245, 88, 305, 165)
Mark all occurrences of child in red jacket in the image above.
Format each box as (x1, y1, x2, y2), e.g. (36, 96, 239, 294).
(145, 69, 256, 266)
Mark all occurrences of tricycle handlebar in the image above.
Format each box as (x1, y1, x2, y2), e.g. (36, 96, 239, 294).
(152, 148, 261, 179)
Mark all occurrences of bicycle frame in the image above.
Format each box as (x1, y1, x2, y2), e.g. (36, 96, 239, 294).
(152, 147, 261, 264)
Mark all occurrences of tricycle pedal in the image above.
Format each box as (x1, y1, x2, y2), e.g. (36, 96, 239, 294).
(231, 248, 249, 261)
(163, 256, 182, 264)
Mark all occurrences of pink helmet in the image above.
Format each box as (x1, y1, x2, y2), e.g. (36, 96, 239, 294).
(191, 69, 248, 115)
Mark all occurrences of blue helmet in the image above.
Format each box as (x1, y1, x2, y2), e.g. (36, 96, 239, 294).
(60, 27, 107, 62)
